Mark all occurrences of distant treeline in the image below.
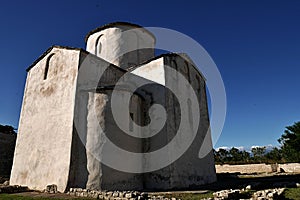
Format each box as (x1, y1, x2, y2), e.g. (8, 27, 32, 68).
(213, 146, 283, 164)
(0, 125, 16, 135)
(214, 121, 300, 164)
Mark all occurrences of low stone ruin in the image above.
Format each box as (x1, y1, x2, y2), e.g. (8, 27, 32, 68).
(0, 181, 29, 194)
(211, 187, 286, 200)
(67, 188, 178, 200)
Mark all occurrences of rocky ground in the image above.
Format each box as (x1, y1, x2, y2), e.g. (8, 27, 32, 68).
(1, 172, 300, 200)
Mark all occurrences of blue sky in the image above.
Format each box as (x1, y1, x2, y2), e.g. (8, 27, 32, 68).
(0, 0, 299, 148)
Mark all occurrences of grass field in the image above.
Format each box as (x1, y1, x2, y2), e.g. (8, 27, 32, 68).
(0, 193, 92, 200)
(0, 192, 216, 200)
(163, 191, 214, 200)
(283, 187, 300, 200)
(1, 188, 300, 200)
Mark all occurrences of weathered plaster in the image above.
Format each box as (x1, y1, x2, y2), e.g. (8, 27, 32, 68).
(131, 57, 165, 85)
(10, 47, 80, 192)
(11, 23, 216, 192)
(86, 24, 155, 69)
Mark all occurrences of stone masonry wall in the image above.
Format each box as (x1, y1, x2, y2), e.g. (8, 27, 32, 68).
(216, 163, 300, 174)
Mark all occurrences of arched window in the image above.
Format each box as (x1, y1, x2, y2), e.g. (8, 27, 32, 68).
(132, 31, 139, 63)
(195, 75, 201, 94)
(129, 113, 134, 132)
(184, 61, 190, 81)
(172, 60, 178, 71)
(44, 53, 55, 80)
(187, 98, 193, 128)
(172, 60, 178, 79)
(95, 34, 103, 56)
(126, 31, 139, 68)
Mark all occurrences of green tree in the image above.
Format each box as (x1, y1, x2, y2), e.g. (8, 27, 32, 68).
(214, 148, 230, 164)
(251, 146, 266, 163)
(219, 148, 230, 163)
(229, 147, 242, 162)
(228, 148, 251, 163)
(265, 147, 282, 163)
(213, 149, 220, 163)
(278, 121, 300, 162)
(240, 150, 251, 163)
(0, 125, 16, 134)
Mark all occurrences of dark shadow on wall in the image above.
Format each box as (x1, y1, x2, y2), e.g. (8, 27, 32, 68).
(66, 125, 88, 190)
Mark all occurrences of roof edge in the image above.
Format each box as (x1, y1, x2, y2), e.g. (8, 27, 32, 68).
(26, 45, 128, 74)
(129, 52, 206, 81)
(84, 21, 156, 43)
(26, 45, 84, 72)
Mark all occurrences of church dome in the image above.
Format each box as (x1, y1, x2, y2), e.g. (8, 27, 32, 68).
(85, 22, 155, 69)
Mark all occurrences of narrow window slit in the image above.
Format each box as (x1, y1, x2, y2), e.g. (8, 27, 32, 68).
(95, 34, 103, 55)
(44, 53, 55, 80)
(129, 113, 134, 132)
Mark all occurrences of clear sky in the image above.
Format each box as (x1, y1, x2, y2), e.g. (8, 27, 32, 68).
(0, 0, 299, 149)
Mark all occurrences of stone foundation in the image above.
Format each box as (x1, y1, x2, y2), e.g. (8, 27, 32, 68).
(216, 163, 300, 174)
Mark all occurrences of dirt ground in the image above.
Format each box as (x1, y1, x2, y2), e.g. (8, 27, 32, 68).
(10, 191, 85, 199)
(2, 172, 300, 199)
(196, 172, 300, 191)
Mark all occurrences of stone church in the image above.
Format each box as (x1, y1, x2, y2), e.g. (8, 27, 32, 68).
(10, 22, 216, 192)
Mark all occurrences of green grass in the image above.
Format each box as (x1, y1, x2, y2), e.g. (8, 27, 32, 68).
(0, 194, 58, 200)
(0, 194, 91, 200)
(164, 191, 214, 200)
(0, 191, 214, 200)
(0, 188, 298, 200)
(283, 188, 300, 200)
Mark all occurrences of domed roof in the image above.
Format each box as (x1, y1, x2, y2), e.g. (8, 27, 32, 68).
(85, 21, 155, 42)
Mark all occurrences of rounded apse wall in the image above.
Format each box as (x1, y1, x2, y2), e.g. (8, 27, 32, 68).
(86, 22, 155, 69)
